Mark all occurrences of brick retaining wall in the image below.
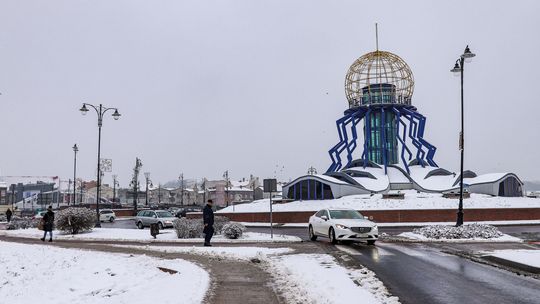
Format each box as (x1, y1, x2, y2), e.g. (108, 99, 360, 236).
(186, 208, 540, 223)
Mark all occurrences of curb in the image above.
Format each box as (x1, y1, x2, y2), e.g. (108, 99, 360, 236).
(482, 255, 540, 274)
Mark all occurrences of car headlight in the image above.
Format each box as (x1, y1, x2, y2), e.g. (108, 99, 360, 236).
(335, 224, 349, 230)
(164, 221, 172, 224)
(372, 225, 378, 229)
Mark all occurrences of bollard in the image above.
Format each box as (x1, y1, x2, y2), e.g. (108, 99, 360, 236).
(150, 223, 159, 239)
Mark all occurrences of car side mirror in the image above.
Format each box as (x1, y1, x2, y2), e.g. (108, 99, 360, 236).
(321, 215, 328, 221)
(153, 215, 157, 218)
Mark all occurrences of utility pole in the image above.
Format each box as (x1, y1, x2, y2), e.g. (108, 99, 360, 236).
(112, 174, 118, 204)
(144, 172, 151, 206)
(158, 183, 162, 204)
(72, 144, 78, 206)
(223, 170, 229, 207)
(130, 158, 143, 214)
(179, 173, 184, 206)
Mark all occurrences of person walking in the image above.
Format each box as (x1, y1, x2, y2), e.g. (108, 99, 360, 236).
(5, 208, 13, 223)
(40, 206, 54, 242)
(203, 199, 214, 246)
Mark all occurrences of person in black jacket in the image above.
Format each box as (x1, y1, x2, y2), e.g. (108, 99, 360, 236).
(6, 208, 13, 223)
(40, 206, 55, 242)
(203, 199, 214, 246)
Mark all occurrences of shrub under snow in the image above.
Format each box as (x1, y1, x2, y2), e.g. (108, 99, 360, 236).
(213, 216, 230, 234)
(55, 207, 96, 234)
(412, 223, 503, 239)
(222, 222, 246, 239)
(173, 218, 204, 239)
(5, 216, 39, 230)
(173, 216, 232, 239)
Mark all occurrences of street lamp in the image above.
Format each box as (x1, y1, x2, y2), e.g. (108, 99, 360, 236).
(112, 174, 118, 204)
(450, 45, 475, 227)
(72, 144, 78, 206)
(79, 103, 121, 227)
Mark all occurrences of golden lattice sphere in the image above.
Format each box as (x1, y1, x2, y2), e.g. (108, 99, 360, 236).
(345, 50, 414, 108)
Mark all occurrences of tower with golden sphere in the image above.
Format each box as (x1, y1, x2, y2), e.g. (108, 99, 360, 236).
(327, 49, 437, 174)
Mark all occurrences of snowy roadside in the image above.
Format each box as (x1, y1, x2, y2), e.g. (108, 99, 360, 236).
(267, 254, 400, 304)
(481, 249, 540, 271)
(0, 241, 209, 304)
(399, 232, 522, 243)
(0, 228, 301, 243)
(217, 191, 540, 213)
(112, 244, 398, 304)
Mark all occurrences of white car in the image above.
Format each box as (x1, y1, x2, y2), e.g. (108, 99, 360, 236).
(99, 209, 116, 222)
(308, 208, 378, 245)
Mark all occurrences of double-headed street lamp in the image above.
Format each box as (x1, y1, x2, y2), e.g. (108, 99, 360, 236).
(79, 103, 121, 227)
(450, 45, 476, 227)
(72, 144, 78, 206)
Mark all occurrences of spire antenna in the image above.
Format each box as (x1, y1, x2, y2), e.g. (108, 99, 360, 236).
(375, 23, 379, 51)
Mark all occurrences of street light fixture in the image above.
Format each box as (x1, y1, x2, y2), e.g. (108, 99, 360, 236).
(450, 45, 476, 227)
(72, 144, 78, 206)
(79, 103, 121, 227)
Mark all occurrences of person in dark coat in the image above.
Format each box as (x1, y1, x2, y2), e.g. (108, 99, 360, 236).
(40, 206, 55, 242)
(6, 208, 13, 223)
(203, 199, 215, 246)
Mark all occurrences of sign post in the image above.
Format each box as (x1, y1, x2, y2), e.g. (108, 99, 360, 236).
(263, 179, 277, 239)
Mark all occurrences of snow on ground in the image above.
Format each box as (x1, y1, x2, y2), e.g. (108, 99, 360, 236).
(0, 228, 301, 243)
(398, 224, 523, 242)
(483, 249, 540, 268)
(267, 253, 399, 304)
(0, 241, 209, 304)
(113, 244, 293, 261)
(217, 191, 540, 213)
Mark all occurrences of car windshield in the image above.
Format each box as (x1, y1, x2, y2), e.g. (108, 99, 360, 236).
(329, 210, 364, 219)
(101, 210, 113, 214)
(156, 211, 173, 218)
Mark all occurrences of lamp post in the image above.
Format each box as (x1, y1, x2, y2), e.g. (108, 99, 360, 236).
(179, 173, 184, 206)
(450, 45, 476, 227)
(144, 172, 151, 206)
(79, 103, 121, 227)
(72, 144, 78, 206)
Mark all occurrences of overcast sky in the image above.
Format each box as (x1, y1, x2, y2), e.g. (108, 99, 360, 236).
(1, 0, 539, 187)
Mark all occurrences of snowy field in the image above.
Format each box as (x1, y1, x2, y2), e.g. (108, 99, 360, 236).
(268, 254, 399, 304)
(218, 191, 540, 213)
(113, 244, 293, 261)
(484, 249, 540, 268)
(0, 228, 301, 243)
(0, 241, 209, 304)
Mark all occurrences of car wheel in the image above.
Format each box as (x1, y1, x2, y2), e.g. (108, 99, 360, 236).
(109, 217, 115, 223)
(137, 222, 144, 229)
(158, 222, 163, 230)
(329, 227, 337, 244)
(309, 225, 318, 241)
(367, 240, 376, 245)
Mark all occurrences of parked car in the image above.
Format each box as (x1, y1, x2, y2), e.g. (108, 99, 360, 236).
(99, 209, 116, 222)
(308, 208, 378, 245)
(135, 210, 176, 230)
(176, 207, 202, 218)
(32, 211, 47, 219)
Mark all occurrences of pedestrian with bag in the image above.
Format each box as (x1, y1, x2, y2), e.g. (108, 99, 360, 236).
(6, 208, 13, 223)
(203, 199, 215, 247)
(40, 206, 55, 242)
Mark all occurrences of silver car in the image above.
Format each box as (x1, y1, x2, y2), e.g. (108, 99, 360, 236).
(135, 210, 176, 230)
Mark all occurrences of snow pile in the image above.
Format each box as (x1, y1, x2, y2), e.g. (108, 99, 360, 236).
(412, 223, 503, 239)
(399, 224, 522, 242)
(222, 222, 246, 239)
(0, 228, 302, 243)
(114, 244, 292, 261)
(267, 254, 399, 304)
(0, 241, 209, 304)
